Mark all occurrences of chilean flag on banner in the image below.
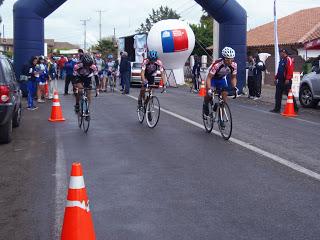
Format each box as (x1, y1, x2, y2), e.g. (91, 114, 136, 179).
(161, 29, 189, 53)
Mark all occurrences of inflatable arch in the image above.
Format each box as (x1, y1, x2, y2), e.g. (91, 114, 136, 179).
(13, 0, 246, 89)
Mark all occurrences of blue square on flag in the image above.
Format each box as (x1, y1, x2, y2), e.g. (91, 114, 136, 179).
(161, 30, 174, 53)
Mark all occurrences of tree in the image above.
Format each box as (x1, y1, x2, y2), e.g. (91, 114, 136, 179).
(137, 6, 180, 33)
(92, 38, 118, 57)
(190, 11, 213, 57)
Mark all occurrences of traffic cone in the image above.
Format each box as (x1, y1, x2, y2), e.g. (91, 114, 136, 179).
(48, 91, 65, 122)
(61, 163, 96, 240)
(281, 89, 298, 117)
(198, 79, 206, 97)
(159, 79, 164, 89)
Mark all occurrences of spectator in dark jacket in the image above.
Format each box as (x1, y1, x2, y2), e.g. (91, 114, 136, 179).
(270, 49, 298, 113)
(246, 54, 256, 99)
(254, 54, 266, 98)
(120, 52, 131, 94)
(192, 55, 201, 92)
(63, 56, 76, 95)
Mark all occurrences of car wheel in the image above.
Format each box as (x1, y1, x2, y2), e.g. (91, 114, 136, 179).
(13, 104, 22, 128)
(0, 118, 13, 144)
(299, 85, 318, 108)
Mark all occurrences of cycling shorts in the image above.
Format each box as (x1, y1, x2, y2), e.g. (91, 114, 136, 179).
(143, 76, 155, 87)
(211, 77, 228, 91)
(75, 76, 92, 89)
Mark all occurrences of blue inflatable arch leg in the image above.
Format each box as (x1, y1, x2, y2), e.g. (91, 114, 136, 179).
(13, 0, 246, 90)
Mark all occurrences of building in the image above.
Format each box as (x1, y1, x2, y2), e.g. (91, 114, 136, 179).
(247, 7, 320, 59)
(0, 38, 79, 54)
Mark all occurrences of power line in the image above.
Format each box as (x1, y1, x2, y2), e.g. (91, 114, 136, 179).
(96, 10, 106, 41)
(80, 18, 90, 51)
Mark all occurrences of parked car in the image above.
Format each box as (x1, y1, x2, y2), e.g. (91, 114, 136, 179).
(130, 62, 161, 86)
(0, 55, 22, 143)
(299, 69, 320, 108)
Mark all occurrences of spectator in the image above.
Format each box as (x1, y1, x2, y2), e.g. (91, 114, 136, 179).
(48, 57, 58, 99)
(254, 54, 266, 99)
(26, 56, 39, 110)
(63, 55, 76, 95)
(192, 55, 201, 93)
(119, 52, 131, 94)
(246, 54, 256, 99)
(270, 49, 298, 113)
(36, 56, 48, 103)
(57, 55, 67, 79)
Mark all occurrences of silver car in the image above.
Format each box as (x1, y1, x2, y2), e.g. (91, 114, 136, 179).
(299, 69, 320, 108)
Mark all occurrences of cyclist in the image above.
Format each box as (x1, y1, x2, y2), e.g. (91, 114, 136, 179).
(138, 50, 166, 108)
(105, 54, 116, 91)
(203, 46, 238, 116)
(73, 53, 97, 112)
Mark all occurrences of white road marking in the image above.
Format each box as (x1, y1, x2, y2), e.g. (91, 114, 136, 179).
(54, 129, 68, 238)
(126, 94, 320, 181)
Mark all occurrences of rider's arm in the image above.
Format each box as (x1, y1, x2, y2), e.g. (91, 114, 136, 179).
(206, 72, 213, 89)
(141, 69, 146, 84)
(231, 74, 237, 88)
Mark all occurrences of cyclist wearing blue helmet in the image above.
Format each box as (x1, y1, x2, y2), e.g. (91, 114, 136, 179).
(138, 50, 166, 107)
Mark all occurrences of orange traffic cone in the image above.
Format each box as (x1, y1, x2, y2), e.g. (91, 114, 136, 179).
(61, 163, 96, 240)
(281, 89, 298, 117)
(198, 79, 206, 97)
(159, 79, 164, 89)
(48, 91, 65, 122)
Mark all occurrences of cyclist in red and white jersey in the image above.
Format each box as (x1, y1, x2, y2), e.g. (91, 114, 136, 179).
(203, 46, 238, 116)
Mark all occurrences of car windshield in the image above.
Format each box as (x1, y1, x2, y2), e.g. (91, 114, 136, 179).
(132, 63, 142, 69)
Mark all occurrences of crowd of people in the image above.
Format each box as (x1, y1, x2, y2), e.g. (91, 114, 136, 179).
(23, 49, 132, 111)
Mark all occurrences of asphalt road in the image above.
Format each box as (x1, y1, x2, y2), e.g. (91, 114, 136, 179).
(1, 83, 320, 239)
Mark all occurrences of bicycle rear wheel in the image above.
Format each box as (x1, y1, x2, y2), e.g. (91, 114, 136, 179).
(146, 96, 160, 128)
(82, 99, 90, 133)
(218, 102, 232, 140)
(109, 77, 115, 92)
(202, 101, 214, 133)
(77, 110, 83, 128)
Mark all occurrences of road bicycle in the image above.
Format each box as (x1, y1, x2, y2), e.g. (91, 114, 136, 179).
(202, 89, 233, 140)
(108, 73, 116, 92)
(137, 84, 160, 128)
(77, 87, 91, 133)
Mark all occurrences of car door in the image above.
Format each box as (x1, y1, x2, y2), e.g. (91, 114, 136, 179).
(1, 59, 18, 106)
(312, 70, 320, 96)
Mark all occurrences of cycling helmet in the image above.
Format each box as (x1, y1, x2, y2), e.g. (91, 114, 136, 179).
(107, 54, 113, 59)
(148, 50, 158, 61)
(82, 53, 94, 66)
(222, 47, 235, 59)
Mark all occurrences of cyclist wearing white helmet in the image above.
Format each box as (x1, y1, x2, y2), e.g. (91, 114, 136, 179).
(203, 46, 238, 116)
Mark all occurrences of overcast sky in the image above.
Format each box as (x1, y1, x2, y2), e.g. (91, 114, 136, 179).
(1, 0, 319, 48)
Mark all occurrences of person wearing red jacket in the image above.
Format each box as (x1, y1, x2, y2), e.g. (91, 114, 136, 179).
(270, 49, 298, 113)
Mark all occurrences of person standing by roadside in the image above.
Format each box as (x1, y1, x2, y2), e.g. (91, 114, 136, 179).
(246, 54, 256, 99)
(63, 56, 76, 95)
(119, 52, 131, 94)
(192, 55, 201, 93)
(270, 49, 298, 113)
(36, 56, 48, 103)
(57, 55, 67, 79)
(254, 54, 266, 99)
(26, 56, 39, 110)
(48, 57, 58, 99)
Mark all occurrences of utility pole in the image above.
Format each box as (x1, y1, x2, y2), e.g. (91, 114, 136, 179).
(96, 10, 106, 41)
(80, 18, 90, 51)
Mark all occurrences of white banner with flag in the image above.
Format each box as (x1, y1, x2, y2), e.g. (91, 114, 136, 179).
(274, 0, 280, 75)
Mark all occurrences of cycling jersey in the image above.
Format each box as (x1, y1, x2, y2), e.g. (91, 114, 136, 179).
(105, 61, 115, 76)
(141, 59, 164, 84)
(73, 63, 98, 88)
(95, 58, 105, 73)
(209, 59, 237, 80)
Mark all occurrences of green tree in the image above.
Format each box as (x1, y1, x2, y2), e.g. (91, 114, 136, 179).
(190, 11, 213, 57)
(92, 38, 118, 57)
(137, 6, 180, 33)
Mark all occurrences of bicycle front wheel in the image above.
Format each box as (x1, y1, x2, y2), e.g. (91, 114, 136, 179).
(218, 102, 232, 140)
(82, 100, 90, 133)
(146, 96, 160, 128)
(137, 104, 145, 123)
(202, 101, 214, 133)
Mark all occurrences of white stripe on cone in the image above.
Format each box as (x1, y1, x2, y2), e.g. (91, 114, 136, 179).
(287, 99, 294, 103)
(69, 176, 85, 189)
(66, 200, 90, 212)
(54, 95, 59, 100)
(52, 102, 61, 107)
